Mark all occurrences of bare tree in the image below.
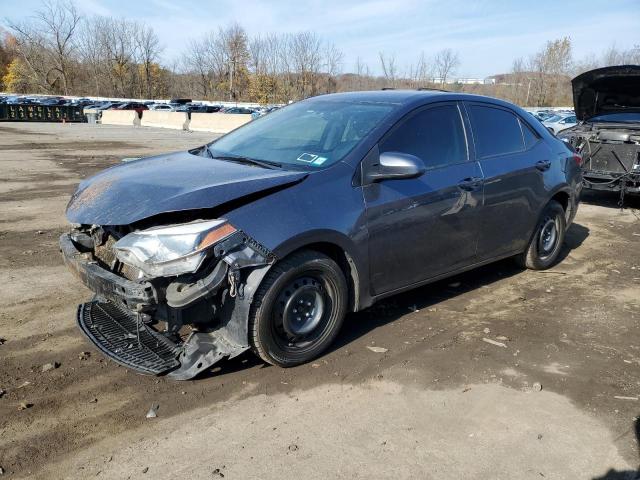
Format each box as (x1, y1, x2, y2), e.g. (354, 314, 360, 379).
(323, 41, 343, 93)
(415, 51, 431, 85)
(183, 37, 213, 98)
(218, 23, 250, 100)
(529, 37, 572, 106)
(134, 24, 162, 98)
(7, 0, 82, 94)
(378, 52, 397, 87)
(289, 31, 322, 98)
(434, 48, 459, 87)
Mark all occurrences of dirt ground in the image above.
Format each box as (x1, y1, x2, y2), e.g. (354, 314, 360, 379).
(0, 122, 639, 480)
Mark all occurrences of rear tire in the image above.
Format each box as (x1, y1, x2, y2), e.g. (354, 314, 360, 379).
(249, 250, 348, 367)
(516, 200, 566, 270)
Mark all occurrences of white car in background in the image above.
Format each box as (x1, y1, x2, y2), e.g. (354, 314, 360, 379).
(543, 113, 577, 134)
(148, 103, 176, 111)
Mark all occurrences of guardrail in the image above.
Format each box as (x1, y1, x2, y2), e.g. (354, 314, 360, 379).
(0, 104, 86, 122)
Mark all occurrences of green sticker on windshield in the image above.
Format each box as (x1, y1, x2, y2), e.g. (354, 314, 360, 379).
(312, 157, 327, 165)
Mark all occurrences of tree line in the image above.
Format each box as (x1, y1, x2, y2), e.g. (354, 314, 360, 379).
(1, 0, 638, 106)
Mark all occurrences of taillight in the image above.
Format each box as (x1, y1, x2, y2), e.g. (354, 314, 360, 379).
(573, 154, 583, 167)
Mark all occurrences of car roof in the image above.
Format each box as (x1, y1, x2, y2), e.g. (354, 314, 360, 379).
(304, 90, 524, 112)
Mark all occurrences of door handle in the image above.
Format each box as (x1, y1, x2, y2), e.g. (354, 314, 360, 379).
(535, 160, 552, 171)
(457, 177, 483, 191)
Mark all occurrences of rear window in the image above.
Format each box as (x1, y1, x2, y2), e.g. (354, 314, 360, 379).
(469, 105, 525, 158)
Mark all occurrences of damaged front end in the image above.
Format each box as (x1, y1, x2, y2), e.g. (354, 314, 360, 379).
(559, 65, 640, 203)
(60, 221, 275, 380)
(560, 124, 640, 199)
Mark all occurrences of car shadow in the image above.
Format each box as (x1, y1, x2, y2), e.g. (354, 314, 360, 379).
(199, 222, 590, 379)
(591, 416, 640, 479)
(330, 221, 590, 354)
(330, 257, 523, 353)
(557, 221, 590, 262)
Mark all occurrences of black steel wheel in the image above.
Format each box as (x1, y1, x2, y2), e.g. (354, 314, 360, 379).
(516, 200, 566, 270)
(249, 250, 348, 367)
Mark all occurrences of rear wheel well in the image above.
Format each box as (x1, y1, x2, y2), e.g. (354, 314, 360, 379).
(551, 191, 569, 212)
(282, 242, 359, 313)
(551, 191, 571, 223)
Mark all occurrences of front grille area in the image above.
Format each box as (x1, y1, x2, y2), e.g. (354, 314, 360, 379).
(94, 235, 118, 269)
(92, 234, 143, 281)
(78, 300, 180, 375)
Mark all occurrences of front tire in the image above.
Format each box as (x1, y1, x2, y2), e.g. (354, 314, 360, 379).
(517, 200, 566, 270)
(249, 250, 348, 367)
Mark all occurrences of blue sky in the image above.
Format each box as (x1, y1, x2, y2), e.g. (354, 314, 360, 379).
(2, 0, 638, 77)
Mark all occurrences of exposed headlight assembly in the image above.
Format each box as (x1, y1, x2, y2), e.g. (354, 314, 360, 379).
(114, 220, 236, 277)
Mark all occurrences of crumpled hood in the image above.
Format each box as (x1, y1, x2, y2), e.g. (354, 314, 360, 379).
(572, 65, 640, 121)
(66, 150, 307, 225)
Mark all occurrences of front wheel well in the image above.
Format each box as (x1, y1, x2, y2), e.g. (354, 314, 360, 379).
(279, 242, 359, 313)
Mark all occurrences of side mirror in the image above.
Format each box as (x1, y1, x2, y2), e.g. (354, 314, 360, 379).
(364, 151, 426, 184)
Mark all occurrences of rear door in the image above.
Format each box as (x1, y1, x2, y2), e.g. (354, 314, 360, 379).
(465, 102, 551, 260)
(364, 102, 484, 295)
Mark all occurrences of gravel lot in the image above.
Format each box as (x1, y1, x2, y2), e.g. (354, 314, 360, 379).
(0, 122, 639, 479)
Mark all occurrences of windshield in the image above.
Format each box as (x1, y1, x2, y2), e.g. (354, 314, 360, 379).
(544, 114, 562, 123)
(588, 112, 640, 123)
(208, 100, 396, 169)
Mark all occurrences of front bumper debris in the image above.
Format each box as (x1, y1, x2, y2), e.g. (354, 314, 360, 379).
(78, 301, 180, 375)
(60, 233, 156, 311)
(61, 230, 273, 380)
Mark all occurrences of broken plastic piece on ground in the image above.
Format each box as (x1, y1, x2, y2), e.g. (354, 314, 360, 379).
(146, 403, 158, 418)
(482, 338, 507, 348)
(366, 346, 388, 353)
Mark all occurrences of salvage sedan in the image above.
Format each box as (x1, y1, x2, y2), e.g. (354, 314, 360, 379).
(559, 65, 640, 200)
(61, 90, 582, 380)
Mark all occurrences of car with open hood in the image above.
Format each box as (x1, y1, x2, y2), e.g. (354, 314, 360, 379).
(558, 65, 640, 200)
(60, 90, 582, 380)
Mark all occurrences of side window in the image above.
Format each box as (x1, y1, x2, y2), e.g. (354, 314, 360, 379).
(519, 118, 540, 149)
(469, 105, 524, 158)
(380, 104, 467, 169)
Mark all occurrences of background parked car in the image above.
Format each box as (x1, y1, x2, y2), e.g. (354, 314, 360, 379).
(544, 113, 577, 134)
(531, 110, 556, 121)
(114, 102, 148, 117)
(221, 106, 255, 114)
(96, 102, 122, 111)
(558, 65, 640, 199)
(251, 106, 280, 119)
(149, 103, 176, 111)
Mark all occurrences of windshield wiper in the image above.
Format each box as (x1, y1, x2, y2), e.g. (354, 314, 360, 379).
(209, 152, 282, 169)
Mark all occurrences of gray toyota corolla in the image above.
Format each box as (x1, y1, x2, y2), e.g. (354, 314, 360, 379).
(61, 90, 582, 379)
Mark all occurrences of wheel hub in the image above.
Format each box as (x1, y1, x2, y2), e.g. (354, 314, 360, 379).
(538, 218, 558, 255)
(278, 278, 325, 337)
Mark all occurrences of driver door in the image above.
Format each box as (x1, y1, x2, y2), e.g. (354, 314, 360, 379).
(363, 102, 484, 295)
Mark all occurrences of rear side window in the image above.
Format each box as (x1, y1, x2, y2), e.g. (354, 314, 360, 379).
(469, 105, 524, 158)
(381, 104, 468, 169)
(520, 118, 540, 149)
